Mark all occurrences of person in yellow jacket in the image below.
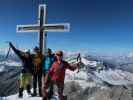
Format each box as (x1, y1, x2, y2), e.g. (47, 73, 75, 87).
(31, 47, 43, 97)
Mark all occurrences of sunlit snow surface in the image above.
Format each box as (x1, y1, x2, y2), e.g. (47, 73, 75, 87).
(94, 69, 133, 85)
(0, 60, 21, 72)
(81, 57, 97, 66)
(0, 60, 21, 66)
(1, 54, 133, 100)
(0, 65, 5, 72)
(7, 92, 59, 100)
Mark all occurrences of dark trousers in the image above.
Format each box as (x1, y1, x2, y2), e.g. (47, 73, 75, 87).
(33, 71, 42, 95)
(43, 72, 54, 99)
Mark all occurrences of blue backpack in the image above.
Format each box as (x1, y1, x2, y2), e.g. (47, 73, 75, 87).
(42, 55, 55, 73)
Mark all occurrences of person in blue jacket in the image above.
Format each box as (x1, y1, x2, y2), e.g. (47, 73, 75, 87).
(42, 48, 55, 100)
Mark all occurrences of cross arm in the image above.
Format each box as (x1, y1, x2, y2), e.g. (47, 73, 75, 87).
(44, 23, 70, 32)
(16, 24, 40, 32)
(16, 23, 70, 32)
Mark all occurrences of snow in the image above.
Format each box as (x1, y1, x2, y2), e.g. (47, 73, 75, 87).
(81, 57, 97, 67)
(0, 66, 5, 72)
(0, 60, 21, 72)
(65, 56, 133, 86)
(6, 91, 59, 100)
(2, 54, 133, 100)
(0, 60, 21, 67)
(7, 92, 42, 100)
(127, 52, 133, 58)
(81, 57, 133, 86)
(65, 70, 88, 81)
(94, 69, 133, 85)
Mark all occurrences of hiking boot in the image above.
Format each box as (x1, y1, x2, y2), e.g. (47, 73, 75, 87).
(31, 92, 37, 97)
(18, 88, 23, 98)
(42, 97, 47, 100)
(18, 94, 23, 98)
(39, 87, 42, 97)
(47, 90, 53, 99)
(31, 90, 37, 97)
(63, 95, 67, 100)
(26, 84, 31, 94)
(39, 93, 42, 97)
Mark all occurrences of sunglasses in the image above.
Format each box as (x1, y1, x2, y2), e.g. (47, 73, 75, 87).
(56, 54, 63, 57)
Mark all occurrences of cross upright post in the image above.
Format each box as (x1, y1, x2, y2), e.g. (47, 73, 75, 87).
(39, 5, 46, 54)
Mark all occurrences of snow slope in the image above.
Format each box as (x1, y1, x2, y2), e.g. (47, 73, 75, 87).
(79, 57, 133, 85)
(0, 65, 5, 72)
(81, 57, 97, 66)
(7, 92, 42, 100)
(94, 69, 133, 85)
(0, 60, 21, 66)
(1, 54, 133, 100)
(6, 92, 59, 100)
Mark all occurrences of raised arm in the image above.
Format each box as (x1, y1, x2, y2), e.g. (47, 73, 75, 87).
(9, 42, 24, 60)
(65, 61, 79, 71)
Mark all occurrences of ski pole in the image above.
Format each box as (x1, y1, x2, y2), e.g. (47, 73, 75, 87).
(4, 41, 12, 59)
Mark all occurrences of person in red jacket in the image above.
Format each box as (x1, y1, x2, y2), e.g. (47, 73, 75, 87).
(43, 51, 80, 100)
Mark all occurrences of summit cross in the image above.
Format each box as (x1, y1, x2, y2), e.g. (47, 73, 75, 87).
(16, 4, 70, 54)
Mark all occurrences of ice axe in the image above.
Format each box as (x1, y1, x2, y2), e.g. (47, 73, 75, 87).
(76, 53, 81, 73)
(5, 41, 12, 59)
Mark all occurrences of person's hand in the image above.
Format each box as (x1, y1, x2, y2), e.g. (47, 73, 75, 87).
(9, 42, 12, 46)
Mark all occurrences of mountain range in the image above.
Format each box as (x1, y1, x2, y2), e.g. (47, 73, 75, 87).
(0, 52, 133, 100)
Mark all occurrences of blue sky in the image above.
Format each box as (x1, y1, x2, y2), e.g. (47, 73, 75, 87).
(0, 0, 133, 54)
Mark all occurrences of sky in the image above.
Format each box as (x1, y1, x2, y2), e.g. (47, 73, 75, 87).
(0, 0, 133, 54)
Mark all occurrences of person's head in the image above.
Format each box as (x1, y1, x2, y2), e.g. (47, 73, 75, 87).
(46, 48, 52, 56)
(24, 50, 30, 58)
(55, 51, 63, 61)
(33, 46, 40, 53)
